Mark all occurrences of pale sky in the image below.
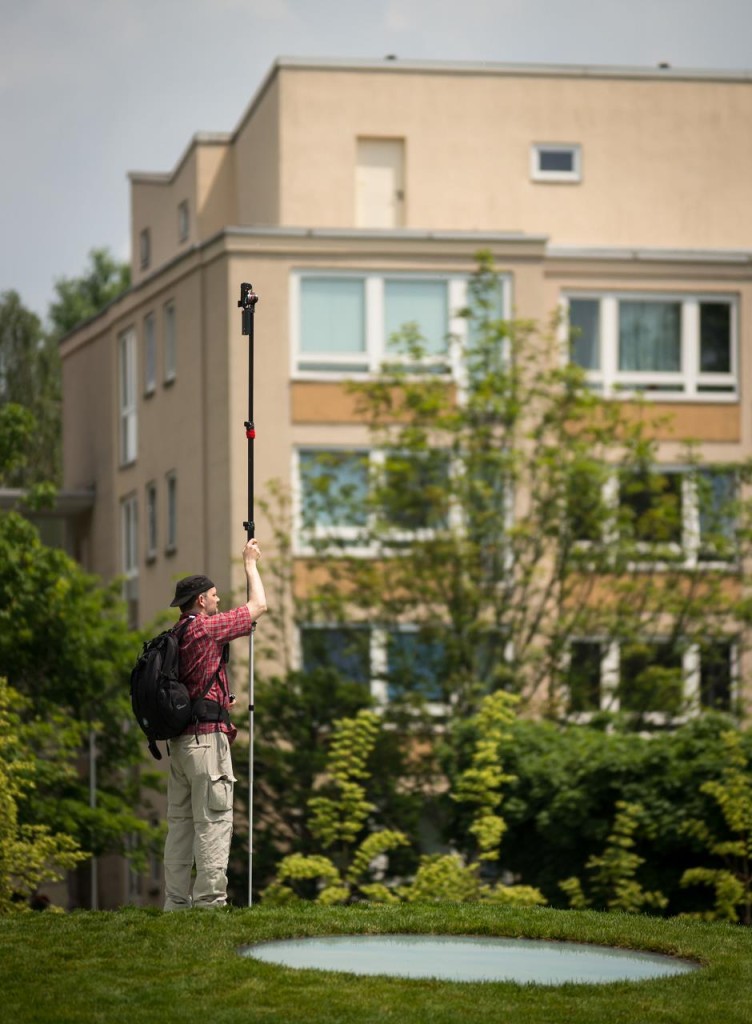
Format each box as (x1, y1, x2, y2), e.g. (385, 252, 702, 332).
(2, 0, 751, 319)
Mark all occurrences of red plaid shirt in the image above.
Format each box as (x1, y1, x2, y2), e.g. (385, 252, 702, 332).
(177, 605, 253, 743)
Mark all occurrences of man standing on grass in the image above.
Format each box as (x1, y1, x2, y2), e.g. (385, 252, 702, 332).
(163, 538, 267, 910)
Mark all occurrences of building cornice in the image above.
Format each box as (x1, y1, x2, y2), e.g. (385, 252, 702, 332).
(548, 245, 752, 265)
(271, 55, 752, 84)
(0, 489, 95, 516)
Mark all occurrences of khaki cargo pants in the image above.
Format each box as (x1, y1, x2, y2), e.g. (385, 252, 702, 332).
(163, 731, 235, 910)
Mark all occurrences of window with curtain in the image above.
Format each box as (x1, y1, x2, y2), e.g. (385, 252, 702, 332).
(566, 293, 736, 397)
(619, 301, 681, 372)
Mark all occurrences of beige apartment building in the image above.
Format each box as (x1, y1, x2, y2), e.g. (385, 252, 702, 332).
(60, 58, 752, 901)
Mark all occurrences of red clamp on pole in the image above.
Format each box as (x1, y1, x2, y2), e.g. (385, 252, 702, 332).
(245, 422, 256, 439)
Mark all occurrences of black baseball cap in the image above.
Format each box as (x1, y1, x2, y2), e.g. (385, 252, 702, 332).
(169, 574, 215, 608)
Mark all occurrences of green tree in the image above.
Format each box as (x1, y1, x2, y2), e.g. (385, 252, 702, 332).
(400, 691, 545, 906)
(300, 253, 752, 726)
(0, 678, 88, 913)
(560, 800, 668, 914)
(262, 710, 409, 905)
(231, 485, 434, 900)
(680, 730, 752, 924)
(0, 292, 60, 485)
(0, 407, 157, 887)
(0, 510, 157, 874)
(48, 248, 130, 338)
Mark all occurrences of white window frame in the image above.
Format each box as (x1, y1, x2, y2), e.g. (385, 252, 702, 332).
(118, 327, 137, 466)
(562, 291, 738, 401)
(163, 301, 176, 384)
(165, 471, 177, 553)
(145, 481, 157, 561)
(573, 464, 737, 569)
(143, 312, 156, 396)
(121, 493, 138, 577)
(531, 143, 582, 183)
(293, 446, 372, 555)
(291, 271, 509, 380)
(564, 638, 737, 722)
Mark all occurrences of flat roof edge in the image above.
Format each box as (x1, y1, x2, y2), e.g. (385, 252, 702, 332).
(274, 55, 752, 83)
(549, 245, 752, 264)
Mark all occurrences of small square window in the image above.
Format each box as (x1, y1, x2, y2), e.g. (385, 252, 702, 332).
(531, 144, 581, 183)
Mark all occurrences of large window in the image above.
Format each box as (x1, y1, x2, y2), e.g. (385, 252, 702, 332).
(293, 272, 504, 375)
(566, 293, 737, 398)
(118, 327, 137, 465)
(570, 465, 737, 565)
(565, 639, 735, 717)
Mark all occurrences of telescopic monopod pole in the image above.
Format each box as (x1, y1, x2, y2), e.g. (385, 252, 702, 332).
(238, 281, 259, 907)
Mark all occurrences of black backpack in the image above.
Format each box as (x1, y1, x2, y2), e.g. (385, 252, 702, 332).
(130, 619, 192, 760)
(130, 618, 230, 760)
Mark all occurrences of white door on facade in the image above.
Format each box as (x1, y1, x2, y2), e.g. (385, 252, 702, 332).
(356, 138, 405, 228)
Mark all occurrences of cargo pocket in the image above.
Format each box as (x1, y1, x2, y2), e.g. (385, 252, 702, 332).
(207, 773, 235, 813)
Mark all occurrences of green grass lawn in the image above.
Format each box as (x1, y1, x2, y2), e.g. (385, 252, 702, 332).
(0, 903, 750, 1024)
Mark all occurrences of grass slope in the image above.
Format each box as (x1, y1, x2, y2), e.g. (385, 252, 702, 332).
(0, 904, 750, 1024)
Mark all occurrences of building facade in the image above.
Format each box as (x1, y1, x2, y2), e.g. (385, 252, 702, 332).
(61, 59, 752, 899)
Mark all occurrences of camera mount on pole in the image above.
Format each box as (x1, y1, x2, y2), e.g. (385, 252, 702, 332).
(237, 281, 259, 906)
